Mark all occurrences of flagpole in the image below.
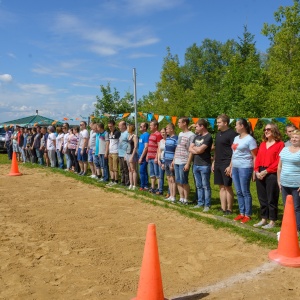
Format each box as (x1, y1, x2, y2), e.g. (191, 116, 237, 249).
(133, 68, 138, 135)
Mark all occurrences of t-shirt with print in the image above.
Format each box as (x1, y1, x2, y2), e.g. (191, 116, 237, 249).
(215, 128, 237, 165)
(174, 131, 195, 165)
(138, 132, 150, 158)
(79, 129, 89, 149)
(147, 131, 163, 159)
(231, 134, 257, 168)
(193, 133, 213, 166)
(118, 130, 129, 157)
(109, 130, 121, 154)
(97, 131, 109, 155)
(164, 135, 178, 162)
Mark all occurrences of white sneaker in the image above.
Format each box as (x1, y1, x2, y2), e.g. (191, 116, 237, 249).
(179, 198, 184, 203)
(165, 197, 171, 201)
(128, 185, 132, 190)
(98, 178, 104, 182)
(182, 199, 188, 205)
(112, 181, 117, 185)
(132, 186, 136, 190)
(169, 197, 175, 202)
(91, 175, 98, 179)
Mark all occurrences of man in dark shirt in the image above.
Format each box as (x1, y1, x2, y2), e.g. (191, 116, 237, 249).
(212, 114, 237, 215)
(189, 119, 213, 211)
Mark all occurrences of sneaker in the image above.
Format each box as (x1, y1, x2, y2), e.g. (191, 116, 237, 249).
(169, 197, 175, 203)
(164, 196, 171, 200)
(192, 205, 203, 209)
(165, 193, 170, 199)
(143, 187, 149, 191)
(91, 175, 98, 179)
(262, 223, 275, 229)
(132, 186, 136, 190)
(112, 181, 117, 185)
(107, 181, 114, 186)
(218, 208, 226, 214)
(253, 220, 267, 227)
(98, 178, 104, 182)
(139, 187, 144, 191)
(181, 199, 188, 205)
(78, 171, 83, 175)
(179, 198, 184, 203)
(155, 191, 163, 195)
(79, 172, 86, 176)
(128, 185, 133, 190)
(148, 188, 154, 193)
(241, 216, 251, 224)
(234, 214, 245, 221)
(223, 210, 232, 216)
(89, 174, 94, 178)
(203, 206, 210, 212)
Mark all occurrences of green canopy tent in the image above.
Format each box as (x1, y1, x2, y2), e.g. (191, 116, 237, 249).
(0, 114, 63, 128)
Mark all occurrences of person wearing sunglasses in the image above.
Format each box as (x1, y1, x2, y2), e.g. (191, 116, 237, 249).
(254, 123, 284, 229)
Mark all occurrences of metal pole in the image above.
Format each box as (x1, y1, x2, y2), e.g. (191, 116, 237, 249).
(133, 68, 138, 136)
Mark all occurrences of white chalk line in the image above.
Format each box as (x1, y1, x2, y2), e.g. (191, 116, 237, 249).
(171, 261, 278, 299)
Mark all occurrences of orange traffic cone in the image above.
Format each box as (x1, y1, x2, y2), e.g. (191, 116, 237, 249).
(269, 195, 300, 267)
(8, 152, 22, 176)
(132, 223, 168, 300)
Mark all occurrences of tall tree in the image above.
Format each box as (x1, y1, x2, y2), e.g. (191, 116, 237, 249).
(262, 0, 300, 116)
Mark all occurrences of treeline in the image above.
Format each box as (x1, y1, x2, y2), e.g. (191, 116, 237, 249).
(94, 0, 300, 120)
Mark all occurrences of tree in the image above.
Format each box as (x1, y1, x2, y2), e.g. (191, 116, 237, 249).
(94, 83, 134, 116)
(262, 0, 300, 116)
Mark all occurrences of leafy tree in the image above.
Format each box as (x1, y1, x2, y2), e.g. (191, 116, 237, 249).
(94, 83, 134, 117)
(262, 0, 300, 116)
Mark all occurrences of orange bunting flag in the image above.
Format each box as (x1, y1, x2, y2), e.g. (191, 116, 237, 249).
(75, 117, 80, 121)
(192, 118, 199, 124)
(63, 117, 69, 120)
(138, 112, 145, 118)
(248, 118, 259, 131)
(288, 117, 300, 129)
(171, 116, 177, 125)
(154, 114, 159, 121)
(123, 113, 130, 118)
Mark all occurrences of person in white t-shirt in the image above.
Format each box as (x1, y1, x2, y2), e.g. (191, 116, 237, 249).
(76, 121, 89, 176)
(87, 122, 97, 179)
(47, 126, 57, 168)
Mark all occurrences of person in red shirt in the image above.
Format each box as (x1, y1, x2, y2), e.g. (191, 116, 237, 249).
(254, 123, 284, 229)
(146, 120, 162, 193)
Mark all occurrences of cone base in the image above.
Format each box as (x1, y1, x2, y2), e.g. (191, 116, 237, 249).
(8, 172, 22, 176)
(269, 249, 300, 268)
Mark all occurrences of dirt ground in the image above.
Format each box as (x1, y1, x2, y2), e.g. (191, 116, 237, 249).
(0, 164, 299, 300)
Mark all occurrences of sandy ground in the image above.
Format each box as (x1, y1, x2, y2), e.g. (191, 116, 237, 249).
(0, 164, 299, 300)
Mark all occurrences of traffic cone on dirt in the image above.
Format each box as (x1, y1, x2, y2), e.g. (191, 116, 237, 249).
(132, 223, 168, 300)
(8, 152, 22, 176)
(269, 195, 300, 267)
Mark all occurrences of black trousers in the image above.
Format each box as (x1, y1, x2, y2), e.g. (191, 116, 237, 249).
(119, 156, 129, 185)
(256, 172, 279, 221)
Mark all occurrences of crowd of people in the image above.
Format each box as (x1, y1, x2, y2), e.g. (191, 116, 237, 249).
(3, 114, 300, 232)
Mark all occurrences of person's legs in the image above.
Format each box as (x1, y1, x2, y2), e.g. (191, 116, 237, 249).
(238, 167, 253, 216)
(119, 157, 125, 184)
(200, 165, 212, 208)
(193, 165, 204, 206)
(112, 154, 119, 182)
(255, 177, 268, 221)
(139, 160, 148, 188)
(158, 163, 165, 193)
(103, 156, 109, 181)
(148, 159, 156, 190)
(5, 141, 12, 160)
(232, 167, 244, 215)
(265, 173, 279, 222)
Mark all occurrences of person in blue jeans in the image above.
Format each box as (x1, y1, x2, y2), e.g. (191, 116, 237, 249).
(138, 122, 150, 190)
(189, 119, 213, 212)
(157, 127, 167, 195)
(230, 118, 257, 224)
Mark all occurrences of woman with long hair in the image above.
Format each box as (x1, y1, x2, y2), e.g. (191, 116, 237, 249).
(156, 127, 167, 195)
(68, 127, 80, 173)
(254, 123, 284, 229)
(231, 119, 257, 224)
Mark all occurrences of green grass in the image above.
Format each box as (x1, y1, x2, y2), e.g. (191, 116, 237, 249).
(1, 152, 282, 248)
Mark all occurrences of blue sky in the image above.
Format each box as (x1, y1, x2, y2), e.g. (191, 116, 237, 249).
(0, 0, 294, 123)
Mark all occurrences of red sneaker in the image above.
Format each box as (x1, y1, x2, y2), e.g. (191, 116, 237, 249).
(234, 214, 244, 221)
(241, 216, 251, 224)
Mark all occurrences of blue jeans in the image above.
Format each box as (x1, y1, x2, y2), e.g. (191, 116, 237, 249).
(139, 159, 148, 188)
(56, 149, 64, 169)
(65, 152, 72, 169)
(193, 165, 211, 207)
(99, 154, 109, 181)
(232, 167, 253, 216)
(174, 164, 189, 185)
(281, 186, 300, 231)
(5, 141, 12, 159)
(35, 148, 44, 165)
(148, 158, 159, 178)
(158, 161, 165, 193)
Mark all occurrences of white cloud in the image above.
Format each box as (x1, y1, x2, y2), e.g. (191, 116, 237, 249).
(0, 73, 13, 83)
(53, 13, 159, 56)
(18, 83, 59, 95)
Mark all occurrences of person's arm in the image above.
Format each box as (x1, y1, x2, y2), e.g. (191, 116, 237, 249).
(277, 158, 282, 191)
(183, 152, 193, 171)
(251, 148, 258, 181)
(266, 142, 285, 174)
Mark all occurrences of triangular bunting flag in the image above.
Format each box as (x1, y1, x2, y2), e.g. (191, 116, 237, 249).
(123, 113, 130, 118)
(288, 117, 300, 128)
(230, 118, 234, 124)
(165, 116, 171, 123)
(275, 117, 287, 124)
(172, 116, 177, 125)
(147, 113, 153, 122)
(154, 114, 159, 121)
(260, 118, 272, 124)
(248, 118, 259, 131)
(158, 115, 164, 123)
(192, 118, 199, 124)
(138, 112, 145, 118)
(207, 118, 215, 129)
